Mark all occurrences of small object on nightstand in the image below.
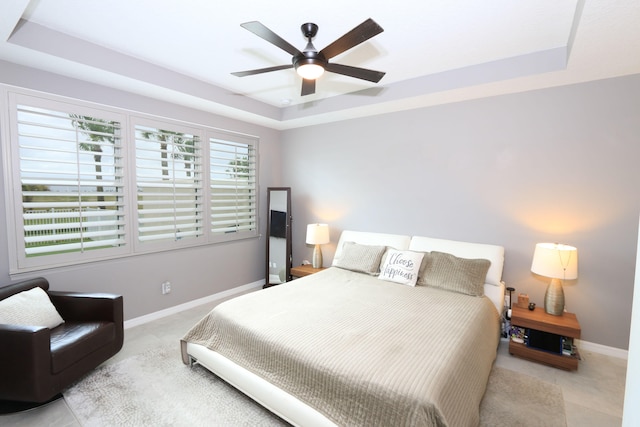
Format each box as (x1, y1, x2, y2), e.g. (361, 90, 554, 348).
(505, 286, 515, 319)
(528, 302, 536, 311)
(509, 326, 525, 343)
(517, 293, 529, 308)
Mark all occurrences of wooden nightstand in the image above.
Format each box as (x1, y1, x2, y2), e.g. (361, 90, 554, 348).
(509, 305, 581, 370)
(290, 264, 327, 278)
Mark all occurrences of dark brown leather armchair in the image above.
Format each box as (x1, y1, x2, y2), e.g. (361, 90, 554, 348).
(0, 277, 123, 404)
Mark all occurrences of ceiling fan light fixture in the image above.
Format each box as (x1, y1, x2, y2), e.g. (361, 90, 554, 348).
(295, 61, 325, 80)
(233, 19, 385, 94)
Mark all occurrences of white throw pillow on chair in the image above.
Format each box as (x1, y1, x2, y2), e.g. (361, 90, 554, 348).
(0, 286, 65, 328)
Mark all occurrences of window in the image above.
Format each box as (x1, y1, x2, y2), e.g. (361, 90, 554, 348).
(3, 90, 259, 274)
(134, 121, 203, 247)
(209, 133, 257, 240)
(6, 95, 128, 271)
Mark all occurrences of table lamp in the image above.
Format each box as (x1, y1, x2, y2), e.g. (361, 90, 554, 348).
(306, 224, 329, 268)
(531, 243, 578, 316)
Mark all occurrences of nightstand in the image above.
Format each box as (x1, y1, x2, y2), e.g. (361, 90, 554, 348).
(509, 305, 581, 370)
(290, 264, 327, 278)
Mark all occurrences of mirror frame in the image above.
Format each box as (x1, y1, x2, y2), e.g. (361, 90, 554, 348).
(265, 187, 292, 288)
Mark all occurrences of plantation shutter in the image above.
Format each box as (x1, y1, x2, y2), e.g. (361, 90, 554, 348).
(5, 90, 262, 273)
(209, 136, 257, 238)
(16, 105, 125, 257)
(134, 124, 203, 244)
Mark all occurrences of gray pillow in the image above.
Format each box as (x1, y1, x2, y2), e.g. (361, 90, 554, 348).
(334, 242, 387, 275)
(417, 251, 491, 296)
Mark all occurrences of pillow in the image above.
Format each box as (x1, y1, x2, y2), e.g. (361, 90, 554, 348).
(418, 251, 491, 296)
(0, 287, 65, 328)
(334, 242, 387, 275)
(379, 250, 425, 286)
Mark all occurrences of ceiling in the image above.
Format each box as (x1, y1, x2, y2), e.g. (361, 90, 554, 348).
(1, 1, 639, 130)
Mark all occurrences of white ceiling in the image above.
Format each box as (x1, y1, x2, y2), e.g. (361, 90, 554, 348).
(1, 0, 639, 130)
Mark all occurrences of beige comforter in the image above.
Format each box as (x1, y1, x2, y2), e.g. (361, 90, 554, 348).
(181, 267, 500, 427)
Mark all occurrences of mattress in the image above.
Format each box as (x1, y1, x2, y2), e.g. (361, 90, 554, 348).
(182, 267, 501, 426)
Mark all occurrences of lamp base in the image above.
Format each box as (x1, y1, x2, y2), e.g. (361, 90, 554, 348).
(544, 278, 565, 315)
(312, 244, 323, 269)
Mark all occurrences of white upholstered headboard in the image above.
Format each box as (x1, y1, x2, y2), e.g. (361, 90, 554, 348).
(331, 231, 506, 314)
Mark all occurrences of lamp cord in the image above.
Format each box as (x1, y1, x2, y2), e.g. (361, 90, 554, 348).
(557, 247, 574, 281)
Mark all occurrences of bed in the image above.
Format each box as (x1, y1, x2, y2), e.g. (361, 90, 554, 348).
(181, 231, 506, 426)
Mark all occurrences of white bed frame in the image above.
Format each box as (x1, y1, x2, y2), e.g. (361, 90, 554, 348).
(186, 231, 506, 427)
(188, 343, 335, 426)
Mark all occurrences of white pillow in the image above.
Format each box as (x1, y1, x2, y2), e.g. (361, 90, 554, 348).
(0, 287, 65, 328)
(379, 250, 424, 286)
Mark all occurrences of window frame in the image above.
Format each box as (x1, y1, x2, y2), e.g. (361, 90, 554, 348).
(2, 87, 259, 275)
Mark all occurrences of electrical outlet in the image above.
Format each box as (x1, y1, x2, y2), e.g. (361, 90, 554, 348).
(161, 281, 171, 295)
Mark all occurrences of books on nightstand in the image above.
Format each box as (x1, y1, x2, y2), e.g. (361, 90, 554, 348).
(562, 337, 579, 357)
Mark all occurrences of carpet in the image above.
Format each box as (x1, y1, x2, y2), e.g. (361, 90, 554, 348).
(64, 345, 566, 427)
(479, 363, 566, 427)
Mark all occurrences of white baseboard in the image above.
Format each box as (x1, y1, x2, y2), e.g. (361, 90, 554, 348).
(123, 280, 264, 329)
(578, 339, 628, 360)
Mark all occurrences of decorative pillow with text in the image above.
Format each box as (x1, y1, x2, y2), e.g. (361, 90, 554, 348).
(378, 249, 425, 286)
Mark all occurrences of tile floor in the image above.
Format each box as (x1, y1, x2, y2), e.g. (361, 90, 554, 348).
(1, 297, 628, 426)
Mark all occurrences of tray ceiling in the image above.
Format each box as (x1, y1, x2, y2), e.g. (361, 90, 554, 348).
(1, 0, 638, 129)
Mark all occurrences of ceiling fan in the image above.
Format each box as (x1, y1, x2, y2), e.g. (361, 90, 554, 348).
(231, 18, 386, 96)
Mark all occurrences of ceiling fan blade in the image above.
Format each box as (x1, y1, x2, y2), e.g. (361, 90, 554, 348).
(231, 64, 292, 77)
(240, 21, 302, 57)
(319, 18, 384, 60)
(301, 78, 316, 96)
(324, 63, 385, 83)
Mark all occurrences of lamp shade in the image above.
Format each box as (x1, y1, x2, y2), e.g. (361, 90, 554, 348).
(531, 243, 578, 280)
(306, 224, 329, 245)
(296, 63, 325, 80)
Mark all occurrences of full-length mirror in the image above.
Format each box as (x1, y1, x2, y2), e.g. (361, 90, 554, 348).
(265, 187, 291, 287)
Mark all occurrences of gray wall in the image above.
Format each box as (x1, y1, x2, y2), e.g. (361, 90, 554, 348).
(1, 60, 638, 350)
(0, 63, 281, 320)
(282, 74, 640, 350)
